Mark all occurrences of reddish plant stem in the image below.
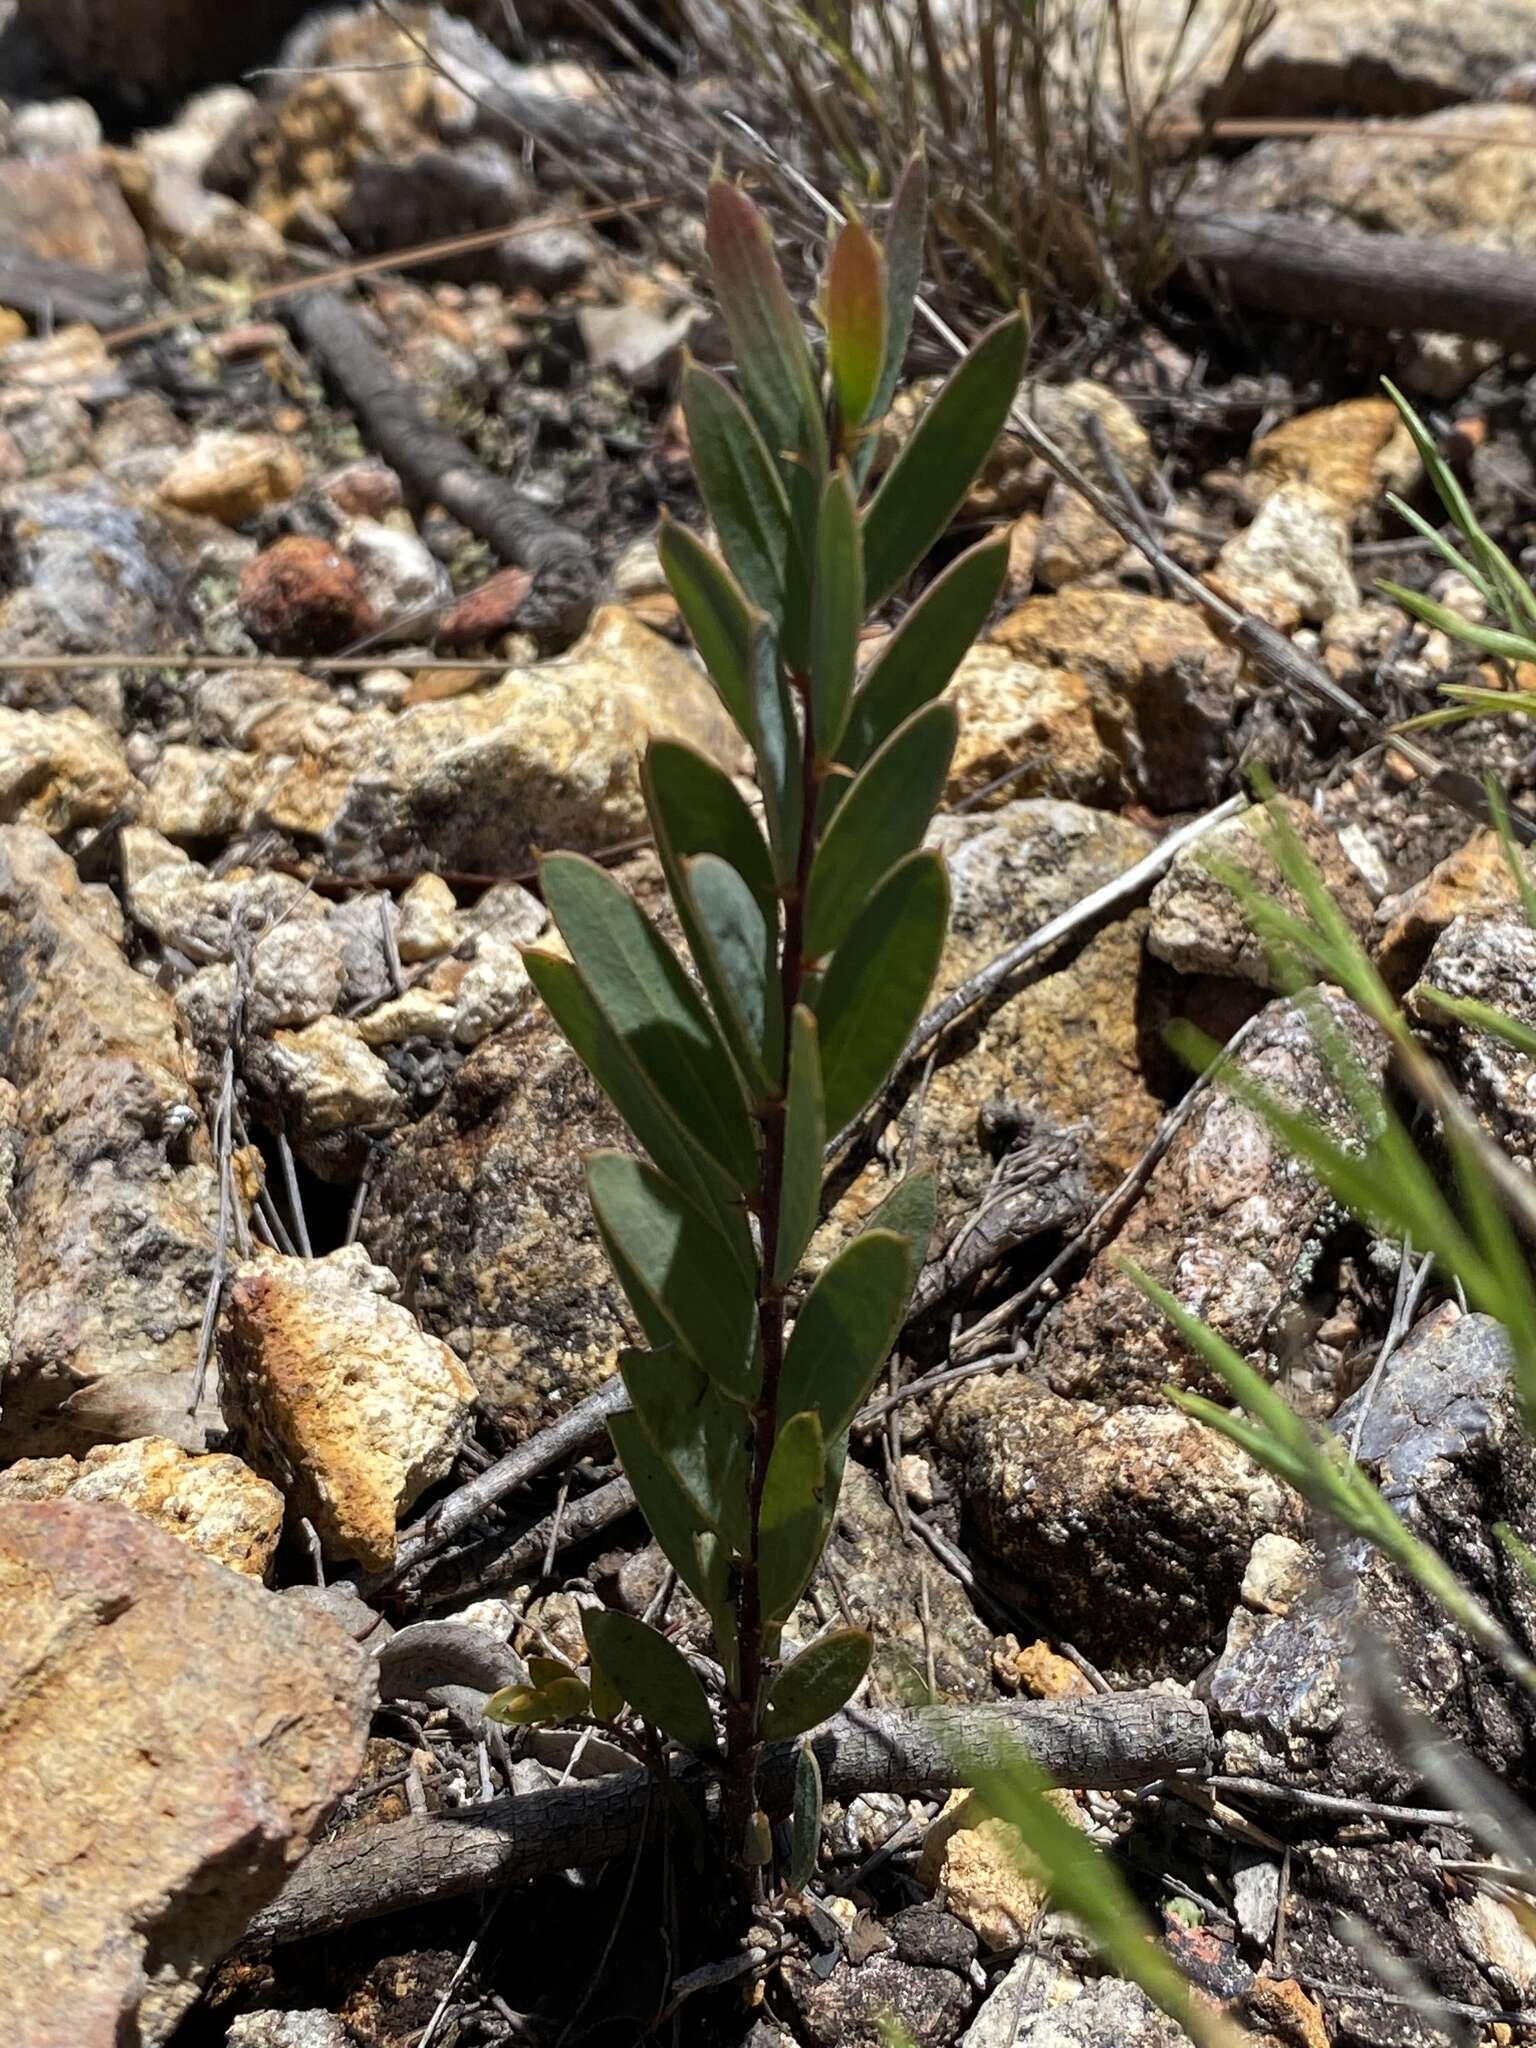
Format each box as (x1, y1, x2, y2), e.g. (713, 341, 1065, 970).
(722, 676, 823, 1897)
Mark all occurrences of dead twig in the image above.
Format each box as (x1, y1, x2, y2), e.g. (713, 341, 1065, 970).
(246, 1691, 1214, 1945)
(287, 287, 596, 649)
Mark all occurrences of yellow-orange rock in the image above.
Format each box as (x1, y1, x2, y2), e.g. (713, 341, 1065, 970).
(221, 1246, 477, 1570)
(0, 1435, 282, 1577)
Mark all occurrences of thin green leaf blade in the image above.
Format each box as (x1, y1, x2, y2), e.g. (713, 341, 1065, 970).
(810, 468, 864, 761)
(541, 852, 758, 1190)
(762, 1627, 872, 1740)
(827, 217, 887, 435)
(760, 1408, 827, 1624)
(805, 701, 955, 959)
(779, 1228, 915, 1442)
(586, 1152, 756, 1394)
(582, 1606, 717, 1754)
(775, 1007, 826, 1284)
(862, 312, 1027, 605)
(682, 360, 791, 616)
(1377, 580, 1536, 665)
(658, 519, 760, 735)
(815, 849, 949, 1134)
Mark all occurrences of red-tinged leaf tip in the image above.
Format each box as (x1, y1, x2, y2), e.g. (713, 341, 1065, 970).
(827, 219, 886, 438)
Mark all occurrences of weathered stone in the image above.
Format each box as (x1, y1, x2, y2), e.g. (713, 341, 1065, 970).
(238, 536, 376, 656)
(0, 706, 138, 836)
(142, 743, 260, 842)
(226, 2015, 353, 2048)
(338, 517, 452, 641)
(121, 837, 327, 962)
(1034, 479, 1129, 588)
(0, 481, 187, 700)
(247, 917, 350, 1034)
(833, 801, 1161, 1267)
(362, 1011, 628, 1438)
(959, 1956, 1085, 2048)
(1217, 101, 1536, 256)
(0, 1499, 372, 2045)
(1248, 399, 1419, 524)
(221, 1246, 477, 1571)
(991, 589, 1237, 808)
(243, 1015, 404, 1150)
(1031, 990, 1387, 1407)
(255, 605, 745, 872)
(783, 1953, 973, 2048)
(436, 562, 534, 649)
(1214, 484, 1358, 628)
(1213, 1306, 1536, 1794)
(1377, 829, 1516, 989)
(0, 150, 148, 275)
(0, 827, 219, 1455)
(0, 1435, 282, 1576)
(396, 873, 461, 960)
(1409, 910, 1536, 1166)
(921, 1787, 1081, 1950)
(1147, 796, 1373, 990)
(937, 1376, 1295, 1670)
(944, 650, 1121, 808)
(157, 431, 304, 528)
(821, 1461, 994, 1704)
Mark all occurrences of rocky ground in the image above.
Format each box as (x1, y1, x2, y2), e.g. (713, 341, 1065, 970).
(10, 3, 1536, 2046)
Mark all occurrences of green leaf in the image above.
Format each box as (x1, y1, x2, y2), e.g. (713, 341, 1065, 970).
(775, 1007, 826, 1284)
(658, 518, 761, 735)
(760, 1408, 827, 1623)
(586, 1153, 756, 1394)
(840, 533, 1008, 774)
(805, 701, 955, 959)
(787, 1741, 823, 1893)
(485, 1676, 589, 1726)
(810, 468, 864, 761)
(762, 1627, 872, 1739)
(524, 946, 741, 1229)
(582, 1606, 717, 1754)
(866, 1167, 938, 1268)
(815, 849, 949, 1134)
(683, 852, 779, 1090)
(1416, 985, 1536, 1061)
(862, 311, 1026, 605)
(854, 151, 929, 488)
(749, 628, 805, 886)
(706, 178, 826, 485)
(643, 737, 777, 908)
(588, 1659, 623, 1721)
(621, 1345, 752, 1553)
(541, 852, 758, 1190)
(1376, 580, 1536, 666)
(682, 360, 792, 616)
(827, 217, 887, 437)
(608, 1407, 729, 1623)
(779, 1228, 916, 1442)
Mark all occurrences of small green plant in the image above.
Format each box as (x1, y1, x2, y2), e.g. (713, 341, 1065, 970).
(494, 162, 1026, 1893)
(1130, 791, 1536, 1695)
(1379, 380, 1536, 733)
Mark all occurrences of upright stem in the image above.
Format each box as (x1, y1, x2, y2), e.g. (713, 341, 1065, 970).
(722, 677, 822, 1900)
